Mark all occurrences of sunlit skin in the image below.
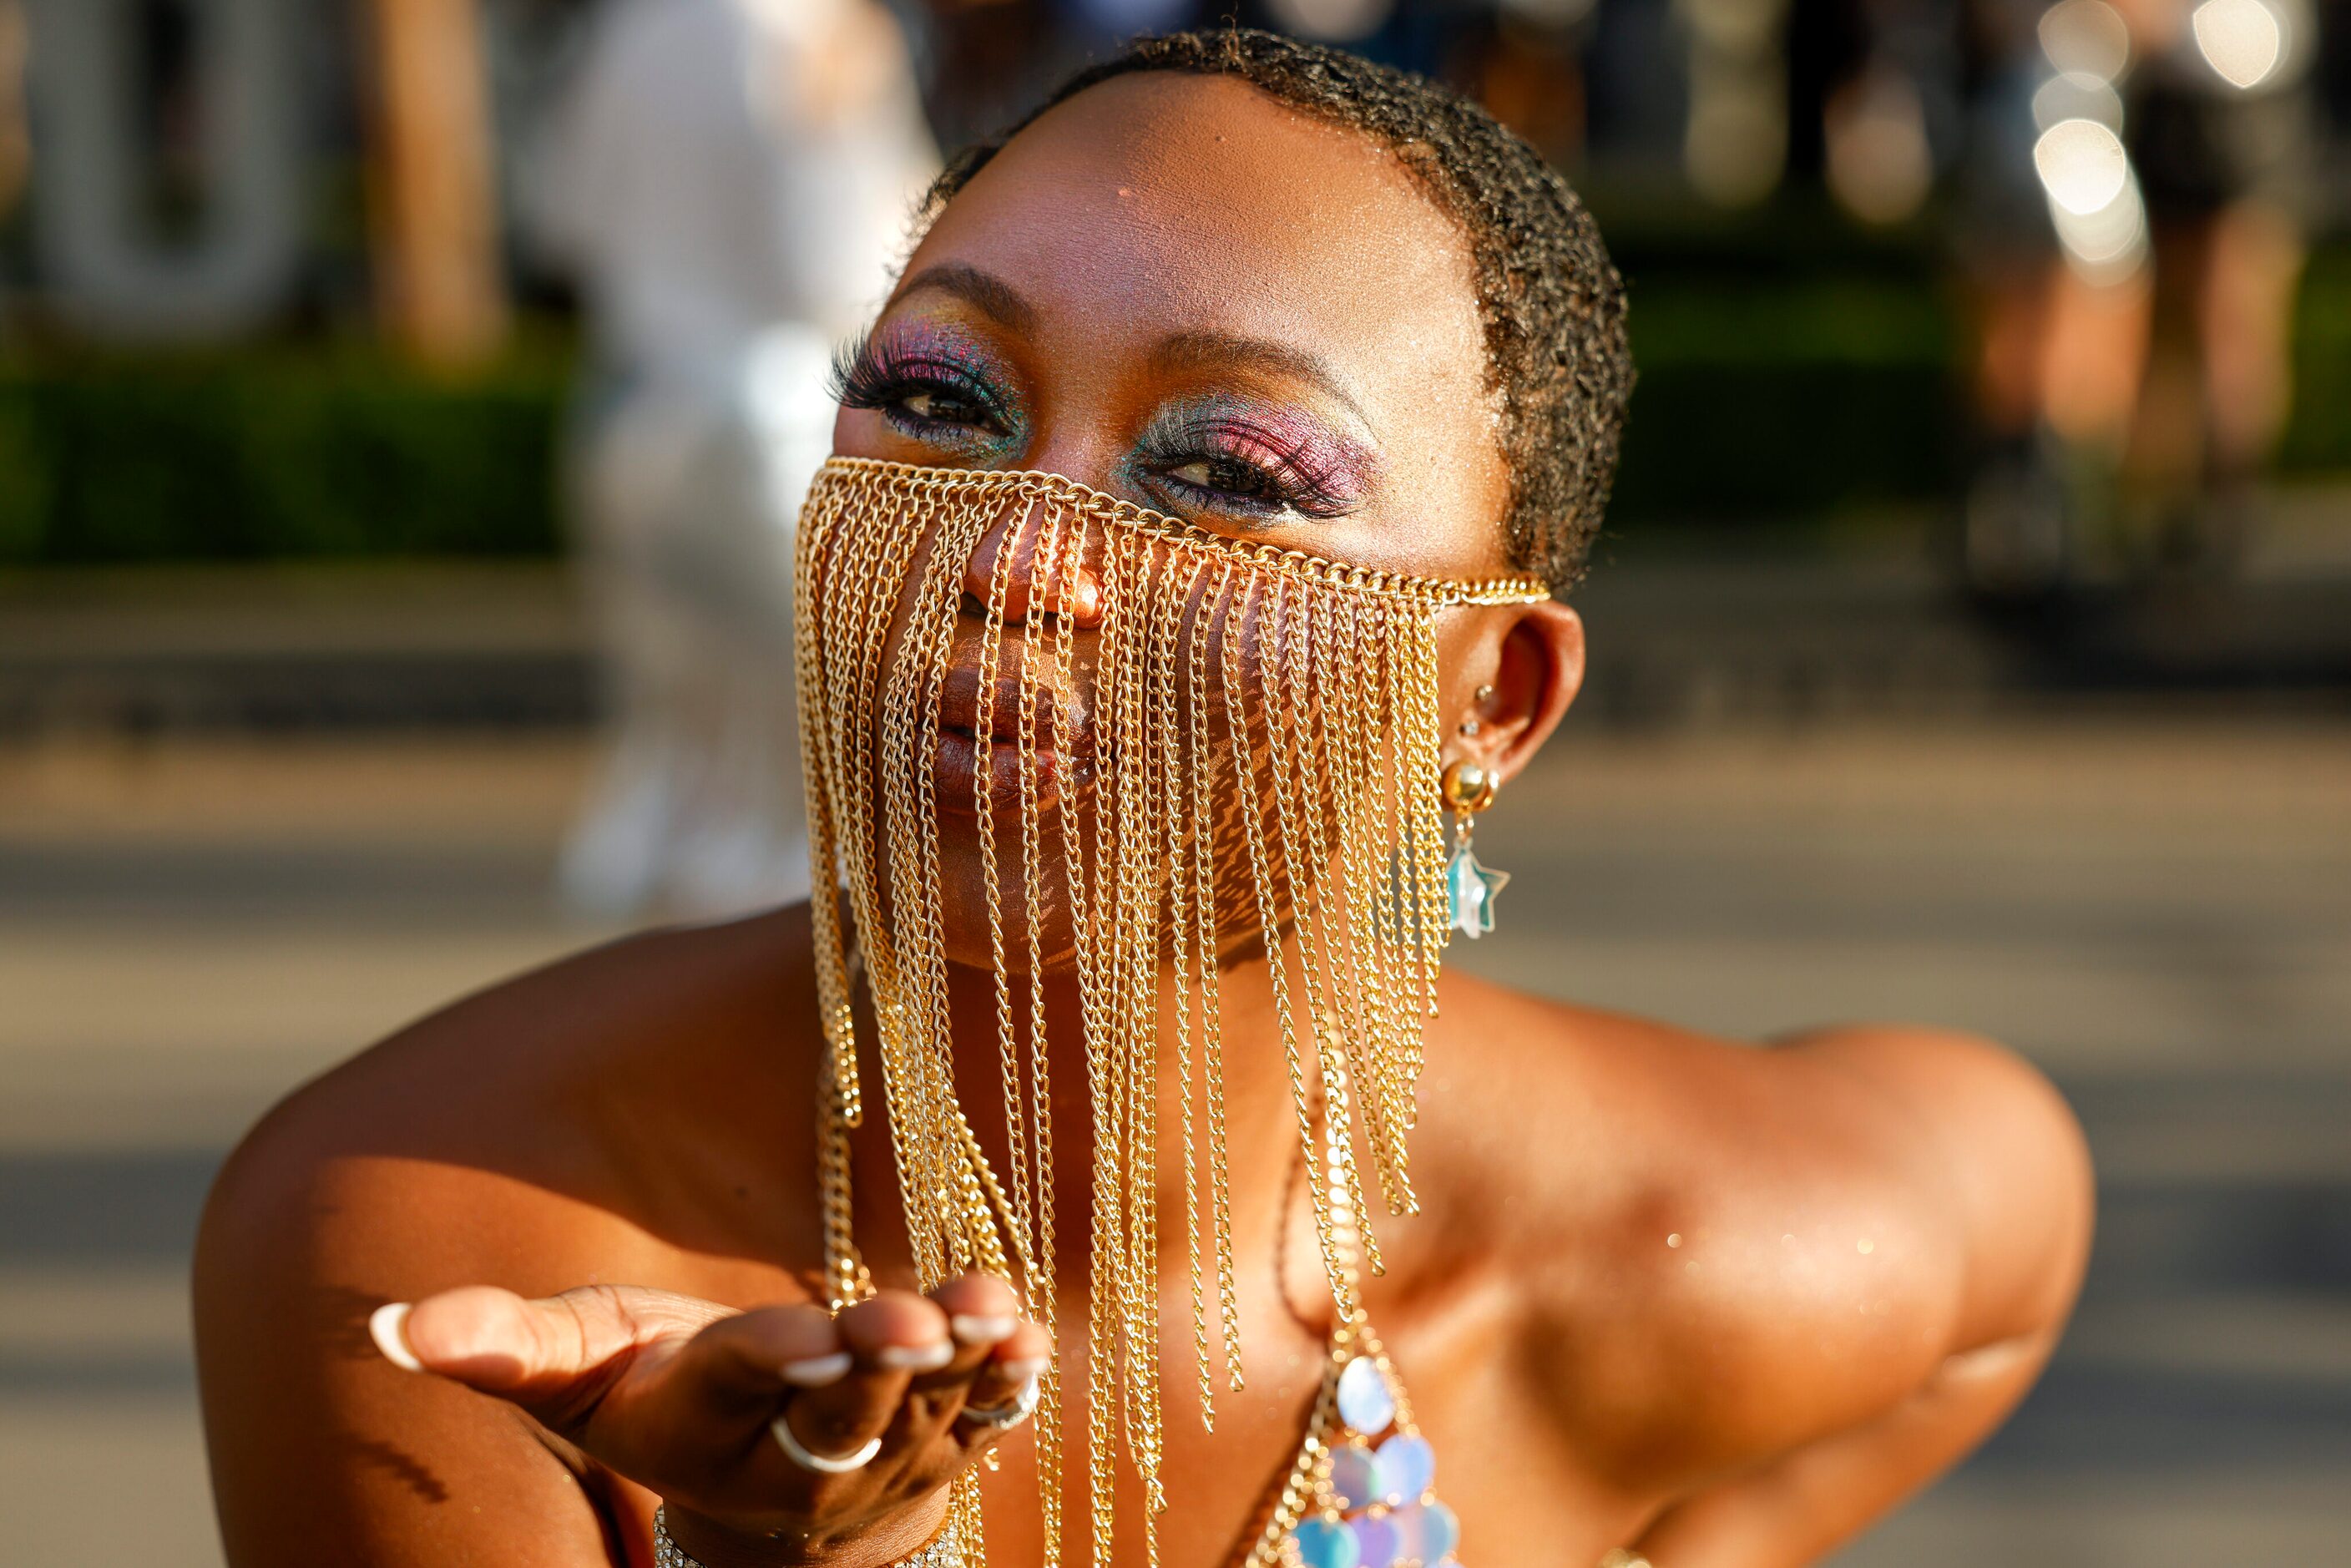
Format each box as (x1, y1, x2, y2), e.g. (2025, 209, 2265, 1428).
(195, 74, 2093, 1568)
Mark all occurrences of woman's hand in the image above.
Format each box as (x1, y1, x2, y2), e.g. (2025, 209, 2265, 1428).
(368, 1272, 1048, 1568)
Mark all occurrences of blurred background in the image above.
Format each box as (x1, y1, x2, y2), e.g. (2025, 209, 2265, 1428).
(1, 0, 2346, 1564)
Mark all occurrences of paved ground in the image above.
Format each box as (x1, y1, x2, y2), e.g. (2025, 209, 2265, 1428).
(3, 712, 2347, 1565)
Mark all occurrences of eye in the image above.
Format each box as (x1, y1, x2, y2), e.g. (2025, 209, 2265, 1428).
(1164, 458, 1285, 504)
(829, 331, 1018, 448)
(1136, 417, 1364, 524)
(900, 386, 991, 426)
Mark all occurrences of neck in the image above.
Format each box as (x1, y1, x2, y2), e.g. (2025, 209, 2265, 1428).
(841, 936, 1320, 1306)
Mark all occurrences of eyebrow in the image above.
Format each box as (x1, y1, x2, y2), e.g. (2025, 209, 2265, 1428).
(1150, 331, 1373, 431)
(893, 263, 1038, 331)
(889, 267, 1375, 433)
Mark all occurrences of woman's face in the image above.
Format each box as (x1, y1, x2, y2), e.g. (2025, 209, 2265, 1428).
(824, 72, 1575, 968)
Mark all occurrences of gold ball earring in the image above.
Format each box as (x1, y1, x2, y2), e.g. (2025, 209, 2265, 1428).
(1440, 758, 1496, 815)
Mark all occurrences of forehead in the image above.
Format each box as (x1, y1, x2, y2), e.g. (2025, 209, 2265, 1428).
(908, 72, 1497, 442)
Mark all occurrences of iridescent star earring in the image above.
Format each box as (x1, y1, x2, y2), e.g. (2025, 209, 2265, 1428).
(1440, 755, 1506, 939)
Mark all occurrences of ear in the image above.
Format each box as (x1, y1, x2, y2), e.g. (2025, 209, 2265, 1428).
(1445, 601, 1584, 790)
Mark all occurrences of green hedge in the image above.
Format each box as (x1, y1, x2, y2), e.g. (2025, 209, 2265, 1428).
(1613, 277, 1959, 520)
(1, 256, 2346, 562)
(0, 345, 568, 563)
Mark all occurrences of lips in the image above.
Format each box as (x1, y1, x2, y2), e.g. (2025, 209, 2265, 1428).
(938, 660, 1064, 752)
(933, 635, 1092, 816)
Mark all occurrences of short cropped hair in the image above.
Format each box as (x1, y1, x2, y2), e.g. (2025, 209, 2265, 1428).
(922, 28, 1633, 593)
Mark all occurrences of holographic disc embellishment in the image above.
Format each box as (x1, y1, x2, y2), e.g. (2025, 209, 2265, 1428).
(1329, 1444, 1386, 1513)
(1376, 1434, 1434, 1506)
(1336, 1355, 1398, 1434)
(1289, 1349, 1459, 1568)
(1294, 1517, 1361, 1568)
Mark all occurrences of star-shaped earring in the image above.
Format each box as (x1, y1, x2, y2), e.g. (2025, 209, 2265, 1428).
(1439, 756, 1508, 938)
(1446, 838, 1510, 938)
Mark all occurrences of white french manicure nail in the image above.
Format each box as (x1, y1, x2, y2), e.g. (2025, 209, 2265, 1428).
(998, 1356, 1048, 1385)
(875, 1341, 955, 1373)
(950, 1314, 1018, 1347)
(781, 1352, 853, 1387)
(370, 1302, 424, 1373)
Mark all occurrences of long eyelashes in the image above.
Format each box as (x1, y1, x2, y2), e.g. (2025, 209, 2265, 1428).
(829, 331, 1016, 447)
(1132, 415, 1363, 521)
(830, 329, 1368, 522)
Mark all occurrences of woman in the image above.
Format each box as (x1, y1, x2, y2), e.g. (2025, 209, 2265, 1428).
(195, 31, 2091, 1568)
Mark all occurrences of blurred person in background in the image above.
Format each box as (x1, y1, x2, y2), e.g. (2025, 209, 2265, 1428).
(529, 0, 936, 922)
(1948, 0, 2317, 599)
(0, 0, 24, 250)
(2119, 0, 2315, 569)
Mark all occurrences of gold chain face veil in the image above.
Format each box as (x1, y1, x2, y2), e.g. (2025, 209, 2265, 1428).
(791, 457, 1549, 1567)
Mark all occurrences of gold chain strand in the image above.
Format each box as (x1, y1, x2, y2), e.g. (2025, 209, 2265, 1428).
(1309, 587, 1398, 1232)
(964, 496, 1053, 1358)
(1154, 549, 1215, 1434)
(916, 500, 996, 1277)
(1020, 501, 1069, 1568)
(886, 487, 988, 1280)
(1125, 539, 1173, 1519)
(1219, 573, 1357, 1326)
(1095, 526, 1150, 1528)
(1239, 1087, 1401, 1568)
(794, 473, 860, 1127)
(1119, 539, 1171, 1560)
(1038, 508, 1120, 1568)
(1189, 559, 1246, 1398)
(1091, 516, 1146, 1565)
(975, 492, 1032, 1277)
(1266, 578, 1383, 1286)
(1362, 595, 1423, 1169)
(885, 498, 954, 1277)
(872, 489, 970, 1279)
(1403, 611, 1451, 1026)
(1292, 582, 1385, 1279)
(1343, 590, 1416, 1216)
(818, 1041, 876, 1309)
(832, 488, 945, 1282)
(1342, 590, 1419, 1220)
(875, 493, 955, 1283)
(1317, 589, 1404, 1227)
(815, 471, 912, 1134)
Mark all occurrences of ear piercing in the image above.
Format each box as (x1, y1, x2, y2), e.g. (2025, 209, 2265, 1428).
(1459, 684, 1494, 736)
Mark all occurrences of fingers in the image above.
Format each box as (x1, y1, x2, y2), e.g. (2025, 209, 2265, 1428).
(780, 1288, 953, 1462)
(666, 1301, 850, 1425)
(932, 1271, 1023, 1379)
(959, 1316, 1050, 1425)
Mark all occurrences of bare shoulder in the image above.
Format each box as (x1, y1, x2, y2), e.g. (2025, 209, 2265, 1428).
(1767, 1020, 2095, 1348)
(1413, 974, 2092, 1479)
(193, 907, 822, 1558)
(197, 905, 819, 1289)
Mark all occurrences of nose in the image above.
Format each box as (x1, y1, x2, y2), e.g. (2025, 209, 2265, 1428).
(963, 502, 1103, 624)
